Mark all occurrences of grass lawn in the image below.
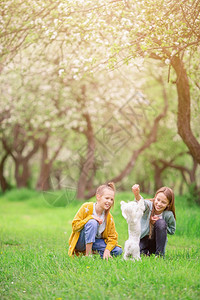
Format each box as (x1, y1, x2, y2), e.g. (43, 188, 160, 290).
(0, 189, 200, 300)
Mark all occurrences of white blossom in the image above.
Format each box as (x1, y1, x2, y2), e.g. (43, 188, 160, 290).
(58, 69, 65, 76)
(165, 59, 171, 65)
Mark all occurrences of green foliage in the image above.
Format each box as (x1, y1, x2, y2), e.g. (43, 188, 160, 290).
(186, 183, 200, 206)
(0, 191, 200, 299)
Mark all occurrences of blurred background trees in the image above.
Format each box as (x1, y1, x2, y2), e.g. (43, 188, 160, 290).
(0, 0, 199, 202)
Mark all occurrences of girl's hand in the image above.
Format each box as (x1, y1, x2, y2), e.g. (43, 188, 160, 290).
(132, 184, 141, 201)
(103, 249, 112, 260)
(150, 215, 160, 224)
(92, 215, 103, 224)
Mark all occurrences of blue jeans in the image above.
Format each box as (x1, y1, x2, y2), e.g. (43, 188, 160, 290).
(140, 219, 167, 256)
(75, 219, 122, 258)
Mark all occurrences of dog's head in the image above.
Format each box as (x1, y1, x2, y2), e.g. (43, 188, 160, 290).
(120, 200, 145, 224)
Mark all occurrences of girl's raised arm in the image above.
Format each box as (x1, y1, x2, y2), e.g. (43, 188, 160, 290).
(132, 184, 142, 201)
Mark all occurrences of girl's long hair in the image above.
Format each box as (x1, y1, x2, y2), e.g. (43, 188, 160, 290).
(149, 187, 176, 238)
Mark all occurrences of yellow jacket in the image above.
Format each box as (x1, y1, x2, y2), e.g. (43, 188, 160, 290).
(68, 202, 121, 256)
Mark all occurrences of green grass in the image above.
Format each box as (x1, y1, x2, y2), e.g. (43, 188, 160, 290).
(0, 190, 200, 299)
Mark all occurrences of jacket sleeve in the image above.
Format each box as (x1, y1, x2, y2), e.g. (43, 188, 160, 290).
(72, 203, 93, 233)
(144, 199, 152, 212)
(105, 216, 119, 252)
(166, 213, 176, 235)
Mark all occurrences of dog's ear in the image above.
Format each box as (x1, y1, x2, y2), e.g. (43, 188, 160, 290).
(121, 210, 128, 221)
(120, 202, 128, 220)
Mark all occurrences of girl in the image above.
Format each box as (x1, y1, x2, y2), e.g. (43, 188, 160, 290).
(68, 182, 122, 260)
(132, 184, 176, 257)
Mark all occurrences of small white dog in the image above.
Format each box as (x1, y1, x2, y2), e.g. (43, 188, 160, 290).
(120, 198, 145, 260)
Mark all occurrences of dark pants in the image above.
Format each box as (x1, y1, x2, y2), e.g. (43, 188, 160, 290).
(140, 219, 167, 256)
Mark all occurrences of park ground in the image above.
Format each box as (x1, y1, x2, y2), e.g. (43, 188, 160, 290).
(0, 189, 200, 300)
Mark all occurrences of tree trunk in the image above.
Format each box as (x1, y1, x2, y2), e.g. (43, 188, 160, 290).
(54, 170, 62, 190)
(36, 139, 64, 191)
(77, 113, 95, 199)
(139, 179, 151, 194)
(179, 179, 184, 196)
(0, 154, 10, 192)
(190, 157, 198, 183)
(171, 56, 200, 164)
(154, 165, 163, 191)
(15, 159, 31, 188)
(36, 144, 51, 191)
(37, 163, 51, 191)
(2, 134, 40, 189)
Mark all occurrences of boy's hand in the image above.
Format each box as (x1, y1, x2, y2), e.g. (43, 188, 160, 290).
(132, 184, 141, 201)
(92, 215, 103, 224)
